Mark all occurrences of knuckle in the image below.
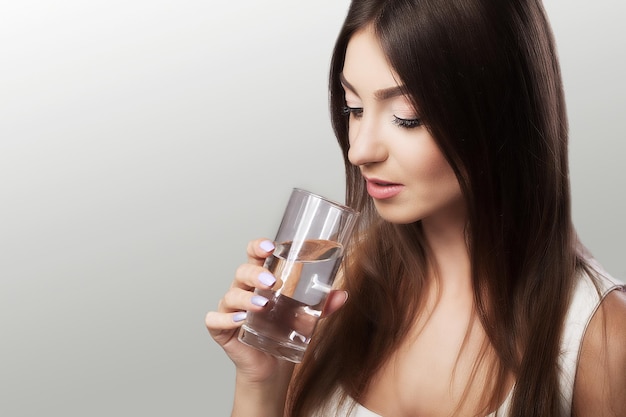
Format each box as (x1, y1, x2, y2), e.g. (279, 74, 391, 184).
(205, 311, 217, 328)
(246, 239, 258, 256)
(223, 289, 236, 307)
(234, 263, 262, 287)
(246, 238, 273, 263)
(234, 263, 249, 278)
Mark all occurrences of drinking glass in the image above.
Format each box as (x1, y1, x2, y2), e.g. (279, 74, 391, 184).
(238, 188, 359, 362)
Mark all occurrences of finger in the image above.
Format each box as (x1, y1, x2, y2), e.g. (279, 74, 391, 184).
(205, 310, 248, 332)
(246, 238, 276, 265)
(232, 263, 278, 291)
(219, 287, 271, 313)
(321, 290, 349, 318)
(205, 310, 248, 346)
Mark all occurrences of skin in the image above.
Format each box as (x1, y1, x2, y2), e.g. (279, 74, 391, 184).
(342, 29, 463, 228)
(205, 238, 347, 416)
(206, 25, 626, 417)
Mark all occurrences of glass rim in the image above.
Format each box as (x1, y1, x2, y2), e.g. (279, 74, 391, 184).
(292, 188, 359, 216)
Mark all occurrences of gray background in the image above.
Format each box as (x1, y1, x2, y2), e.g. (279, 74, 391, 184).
(0, 1, 623, 415)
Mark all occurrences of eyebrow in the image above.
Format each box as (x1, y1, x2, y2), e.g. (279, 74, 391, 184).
(340, 73, 406, 101)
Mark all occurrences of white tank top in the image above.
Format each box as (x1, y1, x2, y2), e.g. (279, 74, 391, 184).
(312, 265, 624, 417)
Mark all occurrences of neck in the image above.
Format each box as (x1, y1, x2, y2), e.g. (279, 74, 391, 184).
(421, 201, 472, 298)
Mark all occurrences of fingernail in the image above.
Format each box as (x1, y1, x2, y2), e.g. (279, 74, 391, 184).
(258, 272, 276, 287)
(259, 240, 275, 252)
(232, 312, 247, 322)
(251, 295, 269, 307)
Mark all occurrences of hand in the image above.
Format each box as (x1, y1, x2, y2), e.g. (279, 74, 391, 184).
(205, 238, 348, 384)
(206, 238, 280, 383)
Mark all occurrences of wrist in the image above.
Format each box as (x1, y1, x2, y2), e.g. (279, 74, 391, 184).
(231, 362, 294, 417)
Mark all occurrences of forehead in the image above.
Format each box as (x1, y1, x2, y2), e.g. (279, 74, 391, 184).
(342, 27, 401, 92)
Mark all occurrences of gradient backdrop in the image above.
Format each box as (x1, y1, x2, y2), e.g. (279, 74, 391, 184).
(1, 1, 624, 415)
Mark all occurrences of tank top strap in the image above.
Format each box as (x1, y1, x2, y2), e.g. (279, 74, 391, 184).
(558, 263, 624, 416)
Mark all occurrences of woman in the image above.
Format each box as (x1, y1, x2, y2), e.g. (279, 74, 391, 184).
(206, 0, 626, 416)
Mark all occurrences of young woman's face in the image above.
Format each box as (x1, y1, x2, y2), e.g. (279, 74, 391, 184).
(341, 27, 464, 225)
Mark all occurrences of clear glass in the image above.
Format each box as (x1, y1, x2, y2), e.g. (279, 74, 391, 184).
(238, 188, 359, 362)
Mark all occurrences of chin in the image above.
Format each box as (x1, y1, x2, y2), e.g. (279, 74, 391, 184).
(374, 205, 422, 225)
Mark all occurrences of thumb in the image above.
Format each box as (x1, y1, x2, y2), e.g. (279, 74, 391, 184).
(321, 290, 348, 318)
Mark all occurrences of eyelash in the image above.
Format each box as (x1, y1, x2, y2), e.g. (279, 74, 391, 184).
(392, 116, 423, 129)
(341, 106, 423, 129)
(341, 106, 363, 118)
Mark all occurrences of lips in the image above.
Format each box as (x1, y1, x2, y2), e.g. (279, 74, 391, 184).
(365, 177, 404, 200)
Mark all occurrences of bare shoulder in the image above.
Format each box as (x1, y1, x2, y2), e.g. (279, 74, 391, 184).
(573, 287, 626, 417)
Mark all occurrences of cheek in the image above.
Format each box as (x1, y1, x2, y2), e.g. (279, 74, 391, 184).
(422, 150, 454, 178)
(406, 141, 459, 192)
(403, 138, 448, 176)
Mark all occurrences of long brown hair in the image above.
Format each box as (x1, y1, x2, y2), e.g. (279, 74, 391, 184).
(288, 1, 582, 415)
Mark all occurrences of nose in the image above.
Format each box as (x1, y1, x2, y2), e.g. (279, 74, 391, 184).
(347, 120, 388, 167)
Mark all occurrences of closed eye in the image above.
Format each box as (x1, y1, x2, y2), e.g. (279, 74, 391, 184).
(342, 106, 363, 119)
(393, 116, 423, 129)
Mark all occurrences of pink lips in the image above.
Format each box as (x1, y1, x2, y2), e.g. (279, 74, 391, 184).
(365, 178, 404, 199)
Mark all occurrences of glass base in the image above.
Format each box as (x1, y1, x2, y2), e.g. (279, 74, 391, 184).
(238, 325, 306, 363)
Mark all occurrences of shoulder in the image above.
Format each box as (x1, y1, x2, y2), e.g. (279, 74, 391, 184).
(573, 284, 626, 417)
